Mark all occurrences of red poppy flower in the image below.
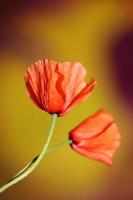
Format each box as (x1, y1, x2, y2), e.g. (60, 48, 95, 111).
(24, 59, 96, 116)
(69, 109, 121, 165)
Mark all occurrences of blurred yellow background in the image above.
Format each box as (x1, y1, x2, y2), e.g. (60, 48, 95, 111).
(0, 1, 133, 200)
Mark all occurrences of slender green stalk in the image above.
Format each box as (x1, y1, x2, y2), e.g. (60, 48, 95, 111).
(13, 139, 72, 180)
(0, 114, 57, 193)
(47, 139, 72, 153)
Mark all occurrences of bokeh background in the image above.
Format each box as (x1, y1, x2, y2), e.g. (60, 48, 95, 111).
(0, 1, 133, 199)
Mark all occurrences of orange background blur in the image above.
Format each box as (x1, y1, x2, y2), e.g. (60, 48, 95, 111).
(0, 1, 133, 200)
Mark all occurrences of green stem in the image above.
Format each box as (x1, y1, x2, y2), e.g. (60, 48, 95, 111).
(0, 114, 57, 193)
(13, 139, 72, 180)
(47, 139, 72, 153)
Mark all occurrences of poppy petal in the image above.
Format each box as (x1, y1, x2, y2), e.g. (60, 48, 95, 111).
(44, 60, 87, 113)
(61, 78, 96, 116)
(57, 61, 87, 110)
(72, 78, 97, 105)
(24, 64, 44, 109)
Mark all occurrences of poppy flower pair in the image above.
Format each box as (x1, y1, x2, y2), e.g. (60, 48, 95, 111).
(25, 59, 121, 166)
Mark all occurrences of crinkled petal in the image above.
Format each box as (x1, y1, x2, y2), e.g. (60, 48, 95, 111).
(24, 59, 61, 112)
(61, 78, 96, 116)
(57, 61, 87, 110)
(24, 64, 44, 109)
(43, 60, 87, 113)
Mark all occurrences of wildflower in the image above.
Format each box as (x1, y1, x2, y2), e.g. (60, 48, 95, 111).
(24, 59, 96, 116)
(69, 109, 121, 165)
